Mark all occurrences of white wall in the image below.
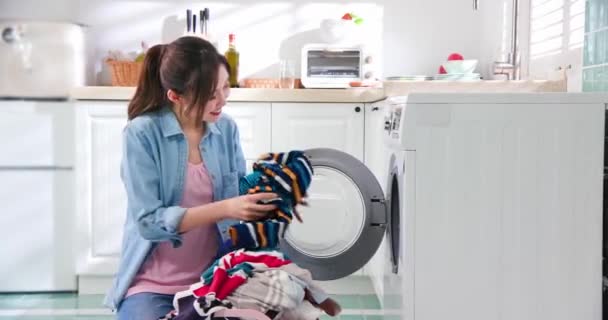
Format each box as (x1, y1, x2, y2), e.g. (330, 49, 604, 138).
(76, 1, 385, 85)
(0, 0, 77, 22)
(383, 0, 484, 77)
(1, 0, 512, 85)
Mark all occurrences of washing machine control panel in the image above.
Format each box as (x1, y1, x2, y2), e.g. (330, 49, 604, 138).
(383, 96, 410, 149)
(384, 102, 406, 143)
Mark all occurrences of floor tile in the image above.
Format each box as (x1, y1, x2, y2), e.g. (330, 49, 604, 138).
(1, 292, 387, 320)
(76, 295, 105, 309)
(331, 295, 361, 309)
(20, 294, 78, 309)
(359, 294, 381, 309)
(0, 294, 25, 309)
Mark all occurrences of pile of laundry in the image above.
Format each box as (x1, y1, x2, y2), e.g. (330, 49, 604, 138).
(160, 151, 341, 320)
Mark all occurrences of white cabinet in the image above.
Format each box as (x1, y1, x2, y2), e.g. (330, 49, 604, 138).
(75, 101, 128, 276)
(74, 100, 374, 292)
(223, 102, 271, 172)
(0, 101, 76, 292)
(271, 103, 365, 161)
(74, 102, 272, 288)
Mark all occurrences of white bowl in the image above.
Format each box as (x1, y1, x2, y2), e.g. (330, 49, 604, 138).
(442, 59, 478, 74)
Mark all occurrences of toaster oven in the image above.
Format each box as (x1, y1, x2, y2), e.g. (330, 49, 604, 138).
(300, 44, 375, 89)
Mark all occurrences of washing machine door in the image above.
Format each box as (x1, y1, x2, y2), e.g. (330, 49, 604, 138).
(279, 148, 386, 280)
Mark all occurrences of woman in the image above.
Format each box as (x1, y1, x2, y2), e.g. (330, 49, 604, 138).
(104, 36, 278, 320)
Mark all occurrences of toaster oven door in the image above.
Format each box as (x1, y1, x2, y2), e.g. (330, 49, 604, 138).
(302, 49, 361, 88)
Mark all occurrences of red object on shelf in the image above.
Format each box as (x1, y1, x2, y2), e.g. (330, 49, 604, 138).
(342, 13, 353, 20)
(438, 65, 447, 74)
(447, 53, 464, 61)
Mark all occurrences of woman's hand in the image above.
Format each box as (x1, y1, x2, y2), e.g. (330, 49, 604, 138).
(223, 192, 279, 221)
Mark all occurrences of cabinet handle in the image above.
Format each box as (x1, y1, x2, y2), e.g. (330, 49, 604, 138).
(372, 106, 379, 111)
(355, 106, 361, 112)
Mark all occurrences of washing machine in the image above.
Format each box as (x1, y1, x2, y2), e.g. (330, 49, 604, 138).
(279, 93, 605, 320)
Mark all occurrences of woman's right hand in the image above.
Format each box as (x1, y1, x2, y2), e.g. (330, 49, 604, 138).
(222, 192, 279, 221)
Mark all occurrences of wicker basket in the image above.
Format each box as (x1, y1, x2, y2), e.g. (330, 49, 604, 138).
(240, 78, 303, 89)
(106, 59, 143, 86)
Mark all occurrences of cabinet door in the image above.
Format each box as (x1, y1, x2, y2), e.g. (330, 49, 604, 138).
(364, 101, 391, 296)
(364, 101, 391, 192)
(271, 102, 366, 276)
(0, 170, 76, 291)
(75, 101, 128, 275)
(223, 102, 271, 173)
(271, 103, 364, 161)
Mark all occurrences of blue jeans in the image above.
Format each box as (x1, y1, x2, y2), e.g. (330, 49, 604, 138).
(117, 292, 174, 320)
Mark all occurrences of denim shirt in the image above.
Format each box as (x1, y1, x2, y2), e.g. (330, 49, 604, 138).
(103, 106, 246, 310)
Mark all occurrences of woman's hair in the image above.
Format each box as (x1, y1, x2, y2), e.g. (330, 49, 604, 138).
(128, 36, 230, 122)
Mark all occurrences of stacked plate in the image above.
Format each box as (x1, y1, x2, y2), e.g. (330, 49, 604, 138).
(433, 73, 481, 81)
(386, 75, 433, 81)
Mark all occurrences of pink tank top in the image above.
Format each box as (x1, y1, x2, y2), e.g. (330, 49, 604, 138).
(126, 162, 219, 296)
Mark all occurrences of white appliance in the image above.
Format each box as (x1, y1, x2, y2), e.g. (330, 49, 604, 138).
(0, 20, 85, 98)
(0, 20, 81, 292)
(300, 43, 375, 88)
(0, 101, 76, 292)
(281, 93, 606, 320)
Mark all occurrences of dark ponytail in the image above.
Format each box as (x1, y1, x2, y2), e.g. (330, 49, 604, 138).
(128, 44, 167, 120)
(128, 37, 230, 122)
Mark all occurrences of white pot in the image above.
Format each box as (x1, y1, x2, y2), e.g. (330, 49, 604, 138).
(0, 20, 85, 98)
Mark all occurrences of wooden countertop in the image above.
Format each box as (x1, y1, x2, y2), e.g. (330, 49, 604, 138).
(70, 86, 386, 103)
(71, 80, 568, 103)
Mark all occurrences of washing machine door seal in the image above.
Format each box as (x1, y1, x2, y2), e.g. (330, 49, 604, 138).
(279, 148, 387, 280)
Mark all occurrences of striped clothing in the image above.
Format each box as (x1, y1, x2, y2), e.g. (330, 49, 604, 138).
(228, 151, 314, 251)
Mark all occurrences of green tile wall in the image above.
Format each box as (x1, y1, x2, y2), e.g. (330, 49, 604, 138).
(583, 0, 608, 92)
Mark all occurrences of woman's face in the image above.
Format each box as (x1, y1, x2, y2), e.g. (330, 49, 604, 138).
(202, 65, 230, 122)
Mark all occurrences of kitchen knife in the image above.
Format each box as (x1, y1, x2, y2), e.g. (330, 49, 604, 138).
(193, 14, 197, 33)
(186, 9, 191, 33)
(204, 8, 209, 35)
(203, 10, 205, 34)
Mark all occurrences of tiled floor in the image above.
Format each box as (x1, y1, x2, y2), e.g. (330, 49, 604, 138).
(0, 293, 397, 319)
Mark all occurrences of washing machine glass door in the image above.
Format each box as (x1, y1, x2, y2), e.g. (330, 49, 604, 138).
(279, 148, 386, 280)
(386, 153, 403, 275)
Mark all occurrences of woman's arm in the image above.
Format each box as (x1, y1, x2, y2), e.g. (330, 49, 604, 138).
(121, 125, 187, 247)
(178, 192, 278, 232)
(232, 118, 247, 178)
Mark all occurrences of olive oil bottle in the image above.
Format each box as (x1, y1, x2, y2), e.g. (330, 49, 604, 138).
(224, 33, 239, 88)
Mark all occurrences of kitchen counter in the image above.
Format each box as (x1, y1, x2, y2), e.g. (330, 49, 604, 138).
(384, 79, 567, 96)
(71, 80, 568, 103)
(70, 86, 386, 103)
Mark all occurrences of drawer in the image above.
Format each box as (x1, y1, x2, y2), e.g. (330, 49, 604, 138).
(0, 101, 74, 167)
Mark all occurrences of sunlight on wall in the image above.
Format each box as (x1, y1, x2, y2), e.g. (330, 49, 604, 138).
(78, 1, 383, 85)
(530, 0, 584, 60)
(568, 0, 585, 49)
(530, 0, 564, 59)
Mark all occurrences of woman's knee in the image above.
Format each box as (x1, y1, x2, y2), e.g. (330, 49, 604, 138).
(117, 293, 174, 320)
